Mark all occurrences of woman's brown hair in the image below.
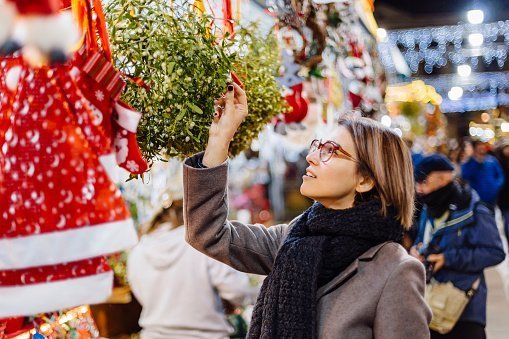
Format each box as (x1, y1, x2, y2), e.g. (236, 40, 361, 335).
(338, 116, 415, 229)
(145, 200, 185, 235)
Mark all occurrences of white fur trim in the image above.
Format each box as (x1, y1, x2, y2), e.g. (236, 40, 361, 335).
(13, 12, 80, 54)
(99, 153, 119, 183)
(0, 271, 113, 317)
(0, 219, 138, 270)
(115, 102, 142, 133)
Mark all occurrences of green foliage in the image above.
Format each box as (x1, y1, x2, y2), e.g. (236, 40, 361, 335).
(106, 1, 285, 160)
(106, 0, 234, 160)
(229, 24, 288, 156)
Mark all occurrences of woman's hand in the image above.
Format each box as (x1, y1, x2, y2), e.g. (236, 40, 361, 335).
(203, 82, 248, 167)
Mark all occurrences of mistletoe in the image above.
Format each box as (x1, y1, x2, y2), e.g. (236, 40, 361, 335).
(230, 24, 288, 155)
(106, 0, 235, 160)
(106, 0, 285, 160)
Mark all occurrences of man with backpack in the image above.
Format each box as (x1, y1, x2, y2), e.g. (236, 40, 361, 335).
(411, 154, 505, 339)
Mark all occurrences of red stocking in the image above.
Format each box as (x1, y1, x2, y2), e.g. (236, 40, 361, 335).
(113, 101, 148, 175)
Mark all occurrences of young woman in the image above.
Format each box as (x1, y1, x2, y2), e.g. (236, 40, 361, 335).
(183, 83, 431, 338)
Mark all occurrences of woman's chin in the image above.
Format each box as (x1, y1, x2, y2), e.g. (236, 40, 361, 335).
(300, 184, 313, 199)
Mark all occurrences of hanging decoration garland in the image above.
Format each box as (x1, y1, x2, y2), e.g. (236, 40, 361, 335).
(105, 0, 235, 160)
(229, 24, 288, 155)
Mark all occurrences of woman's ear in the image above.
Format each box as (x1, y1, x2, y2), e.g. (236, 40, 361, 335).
(355, 175, 375, 193)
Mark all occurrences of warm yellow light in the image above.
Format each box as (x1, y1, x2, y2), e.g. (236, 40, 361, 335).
(385, 81, 442, 105)
(481, 112, 490, 122)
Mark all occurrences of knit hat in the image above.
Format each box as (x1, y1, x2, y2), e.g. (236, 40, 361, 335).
(414, 153, 454, 183)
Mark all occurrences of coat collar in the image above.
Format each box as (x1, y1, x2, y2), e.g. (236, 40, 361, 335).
(316, 241, 393, 300)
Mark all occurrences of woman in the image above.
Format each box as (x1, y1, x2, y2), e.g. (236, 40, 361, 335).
(127, 168, 257, 339)
(183, 83, 431, 338)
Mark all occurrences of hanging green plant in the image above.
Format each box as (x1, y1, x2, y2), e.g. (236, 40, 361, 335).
(229, 24, 288, 156)
(106, 1, 285, 160)
(105, 0, 235, 160)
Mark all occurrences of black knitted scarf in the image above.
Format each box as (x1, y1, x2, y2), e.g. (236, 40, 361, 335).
(247, 199, 404, 339)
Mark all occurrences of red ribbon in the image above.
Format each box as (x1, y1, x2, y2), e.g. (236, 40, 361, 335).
(222, 0, 234, 36)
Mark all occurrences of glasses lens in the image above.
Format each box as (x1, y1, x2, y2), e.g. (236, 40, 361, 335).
(309, 140, 320, 154)
(320, 142, 335, 162)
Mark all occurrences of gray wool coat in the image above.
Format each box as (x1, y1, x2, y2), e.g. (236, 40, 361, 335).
(183, 154, 431, 339)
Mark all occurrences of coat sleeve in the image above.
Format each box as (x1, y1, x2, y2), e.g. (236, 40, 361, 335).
(373, 258, 432, 339)
(442, 205, 505, 273)
(183, 153, 291, 276)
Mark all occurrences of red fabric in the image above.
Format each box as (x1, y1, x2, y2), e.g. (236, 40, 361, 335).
(69, 2, 148, 176)
(80, 51, 125, 102)
(0, 257, 110, 286)
(112, 102, 148, 175)
(1, 317, 28, 337)
(349, 91, 362, 109)
(0, 65, 129, 240)
(13, 0, 59, 15)
(222, 0, 234, 35)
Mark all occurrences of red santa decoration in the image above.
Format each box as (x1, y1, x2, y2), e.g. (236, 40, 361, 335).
(0, 0, 140, 318)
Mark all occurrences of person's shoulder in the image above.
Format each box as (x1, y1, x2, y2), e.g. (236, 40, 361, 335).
(378, 242, 408, 260)
(486, 154, 499, 162)
(367, 243, 424, 282)
(377, 242, 421, 269)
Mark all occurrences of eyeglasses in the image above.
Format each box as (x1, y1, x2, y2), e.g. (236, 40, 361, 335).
(308, 139, 357, 163)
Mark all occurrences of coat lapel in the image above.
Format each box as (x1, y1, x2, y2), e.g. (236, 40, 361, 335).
(316, 241, 393, 300)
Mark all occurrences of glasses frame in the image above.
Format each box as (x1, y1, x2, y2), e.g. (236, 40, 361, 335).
(308, 139, 358, 163)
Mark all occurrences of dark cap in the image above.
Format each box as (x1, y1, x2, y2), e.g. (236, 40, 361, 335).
(414, 153, 455, 183)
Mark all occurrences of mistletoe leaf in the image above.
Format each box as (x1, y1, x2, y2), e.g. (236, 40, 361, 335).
(186, 102, 203, 115)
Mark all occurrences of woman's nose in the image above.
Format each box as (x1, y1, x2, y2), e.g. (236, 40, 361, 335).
(306, 150, 320, 165)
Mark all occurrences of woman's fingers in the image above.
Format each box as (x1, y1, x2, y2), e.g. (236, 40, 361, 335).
(223, 84, 235, 116)
(231, 82, 247, 106)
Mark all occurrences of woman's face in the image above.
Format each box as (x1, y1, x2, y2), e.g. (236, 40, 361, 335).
(300, 126, 368, 209)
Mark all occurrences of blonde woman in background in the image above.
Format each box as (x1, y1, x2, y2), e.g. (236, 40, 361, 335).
(127, 162, 258, 339)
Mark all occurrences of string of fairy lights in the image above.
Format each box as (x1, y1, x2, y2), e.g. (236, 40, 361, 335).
(378, 8, 509, 114)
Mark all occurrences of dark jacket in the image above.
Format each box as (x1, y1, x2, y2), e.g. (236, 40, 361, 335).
(495, 154, 509, 210)
(415, 190, 505, 326)
(461, 155, 504, 206)
(183, 153, 431, 339)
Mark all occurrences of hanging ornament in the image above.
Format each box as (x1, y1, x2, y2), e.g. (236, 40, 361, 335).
(222, 0, 234, 36)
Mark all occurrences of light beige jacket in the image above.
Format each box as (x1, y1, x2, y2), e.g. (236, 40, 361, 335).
(183, 154, 431, 339)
